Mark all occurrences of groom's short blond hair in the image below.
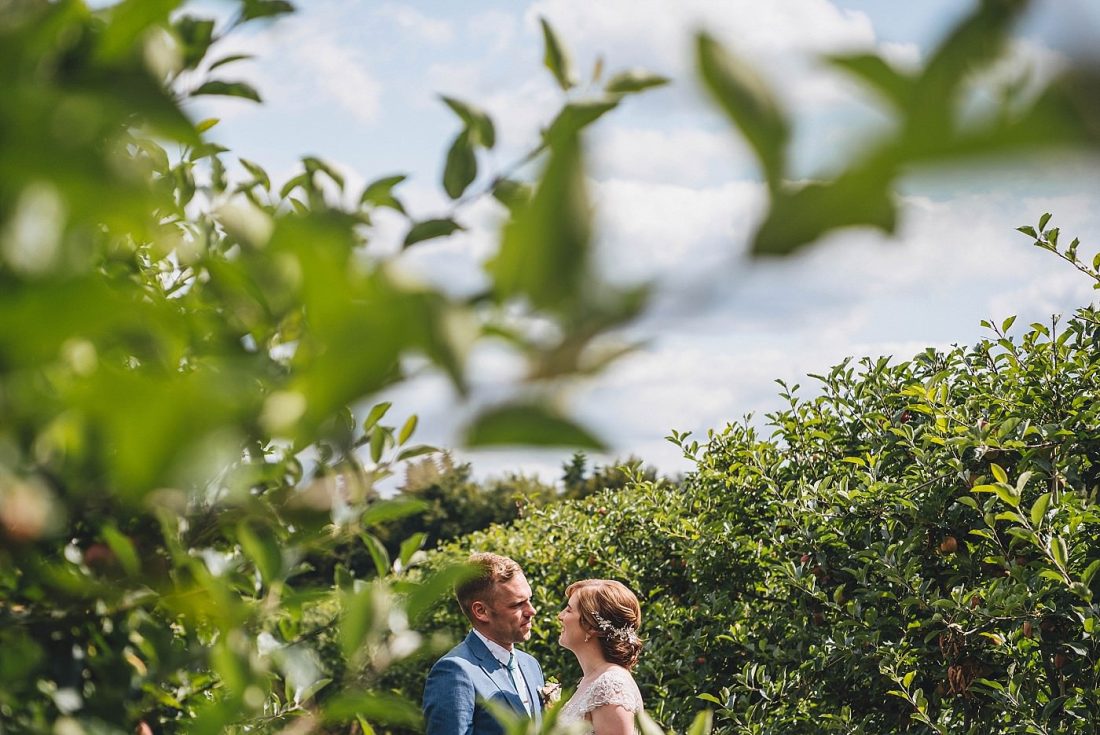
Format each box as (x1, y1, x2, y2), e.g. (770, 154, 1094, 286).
(456, 552, 523, 621)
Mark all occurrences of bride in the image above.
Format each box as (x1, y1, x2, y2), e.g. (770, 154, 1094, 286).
(554, 579, 644, 734)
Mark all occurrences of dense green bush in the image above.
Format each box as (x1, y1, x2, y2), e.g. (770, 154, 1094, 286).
(389, 222, 1100, 734)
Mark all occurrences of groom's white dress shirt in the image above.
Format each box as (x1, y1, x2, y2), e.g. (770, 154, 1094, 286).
(473, 629, 532, 714)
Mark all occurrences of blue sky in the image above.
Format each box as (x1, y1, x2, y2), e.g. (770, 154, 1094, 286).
(184, 0, 1100, 484)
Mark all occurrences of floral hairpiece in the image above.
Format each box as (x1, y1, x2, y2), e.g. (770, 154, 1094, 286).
(591, 611, 640, 644)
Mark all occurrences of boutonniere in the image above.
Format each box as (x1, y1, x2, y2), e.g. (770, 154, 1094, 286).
(538, 678, 562, 706)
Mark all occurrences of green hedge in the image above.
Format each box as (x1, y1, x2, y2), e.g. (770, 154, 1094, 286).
(384, 295, 1100, 734)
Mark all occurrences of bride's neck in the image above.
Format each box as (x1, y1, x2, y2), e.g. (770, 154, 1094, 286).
(575, 645, 611, 679)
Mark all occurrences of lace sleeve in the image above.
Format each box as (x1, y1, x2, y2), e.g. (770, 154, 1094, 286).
(583, 668, 644, 714)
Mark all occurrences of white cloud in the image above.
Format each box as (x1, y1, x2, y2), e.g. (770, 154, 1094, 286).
(589, 125, 750, 186)
(304, 44, 383, 124)
(375, 4, 455, 44)
(525, 0, 892, 111)
(592, 178, 762, 286)
(467, 10, 518, 54)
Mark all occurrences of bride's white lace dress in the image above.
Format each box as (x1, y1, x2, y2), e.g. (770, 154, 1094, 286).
(557, 666, 644, 733)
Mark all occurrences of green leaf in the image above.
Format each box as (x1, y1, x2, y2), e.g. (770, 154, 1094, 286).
(697, 32, 789, 192)
(398, 532, 427, 569)
(192, 80, 263, 103)
(540, 17, 575, 91)
(1016, 225, 1038, 238)
(398, 415, 418, 445)
(295, 677, 331, 705)
(208, 53, 254, 71)
(696, 694, 722, 705)
(991, 463, 1008, 484)
(1038, 212, 1053, 230)
(242, 0, 296, 21)
(361, 174, 408, 214)
(825, 53, 914, 110)
(239, 158, 270, 190)
(324, 692, 423, 728)
(369, 428, 387, 464)
(98, 0, 181, 62)
(362, 402, 392, 433)
(491, 178, 534, 212)
(238, 522, 282, 585)
(547, 101, 620, 141)
(101, 524, 140, 576)
(403, 218, 464, 248)
(443, 130, 477, 199)
(1002, 315, 1016, 332)
(1030, 492, 1051, 527)
(464, 403, 605, 449)
(175, 16, 216, 70)
(339, 587, 375, 658)
(405, 562, 478, 623)
(995, 484, 1021, 509)
(605, 70, 671, 95)
(396, 444, 440, 462)
(687, 710, 714, 735)
(487, 126, 590, 311)
(361, 532, 390, 578)
(361, 499, 427, 527)
(303, 156, 345, 191)
(751, 169, 897, 256)
(195, 117, 220, 133)
(1082, 559, 1100, 585)
(280, 172, 309, 199)
(1051, 536, 1068, 569)
(441, 96, 495, 149)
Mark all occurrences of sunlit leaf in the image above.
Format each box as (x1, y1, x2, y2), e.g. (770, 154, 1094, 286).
(192, 80, 263, 103)
(242, 0, 296, 21)
(697, 32, 789, 192)
(441, 96, 496, 148)
(488, 126, 590, 311)
(398, 414, 418, 445)
(404, 218, 464, 248)
(360, 499, 427, 527)
(605, 69, 670, 95)
(209, 53, 254, 71)
(1029, 492, 1051, 527)
(540, 17, 575, 91)
(361, 174, 408, 213)
(405, 562, 477, 623)
(443, 130, 477, 199)
(687, 710, 714, 735)
(97, 0, 181, 62)
(238, 521, 282, 585)
(175, 16, 216, 70)
(825, 53, 914, 111)
(362, 402, 392, 432)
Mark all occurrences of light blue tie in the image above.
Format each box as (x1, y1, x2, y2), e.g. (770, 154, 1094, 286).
(506, 653, 531, 713)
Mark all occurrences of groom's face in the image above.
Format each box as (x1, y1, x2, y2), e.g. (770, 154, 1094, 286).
(476, 572, 536, 648)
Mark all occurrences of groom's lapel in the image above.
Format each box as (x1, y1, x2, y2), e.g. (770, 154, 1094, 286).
(518, 654, 543, 722)
(465, 632, 525, 713)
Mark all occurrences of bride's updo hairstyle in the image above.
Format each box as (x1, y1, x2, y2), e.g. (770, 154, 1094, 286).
(565, 579, 643, 669)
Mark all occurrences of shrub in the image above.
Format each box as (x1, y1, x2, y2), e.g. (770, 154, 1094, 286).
(390, 221, 1100, 734)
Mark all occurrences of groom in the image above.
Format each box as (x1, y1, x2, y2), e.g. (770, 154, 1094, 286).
(423, 552, 545, 735)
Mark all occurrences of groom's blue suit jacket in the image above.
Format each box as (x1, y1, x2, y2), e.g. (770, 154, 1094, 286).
(423, 631, 544, 735)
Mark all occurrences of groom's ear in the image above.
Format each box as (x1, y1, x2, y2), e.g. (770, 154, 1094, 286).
(470, 599, 490, 623)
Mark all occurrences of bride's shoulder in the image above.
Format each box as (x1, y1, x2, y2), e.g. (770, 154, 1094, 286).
(587, 665, 643, 711)
(596, 665, 636, 683)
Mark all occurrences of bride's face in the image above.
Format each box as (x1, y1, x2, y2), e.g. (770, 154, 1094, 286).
(557, 593, 588, 651)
